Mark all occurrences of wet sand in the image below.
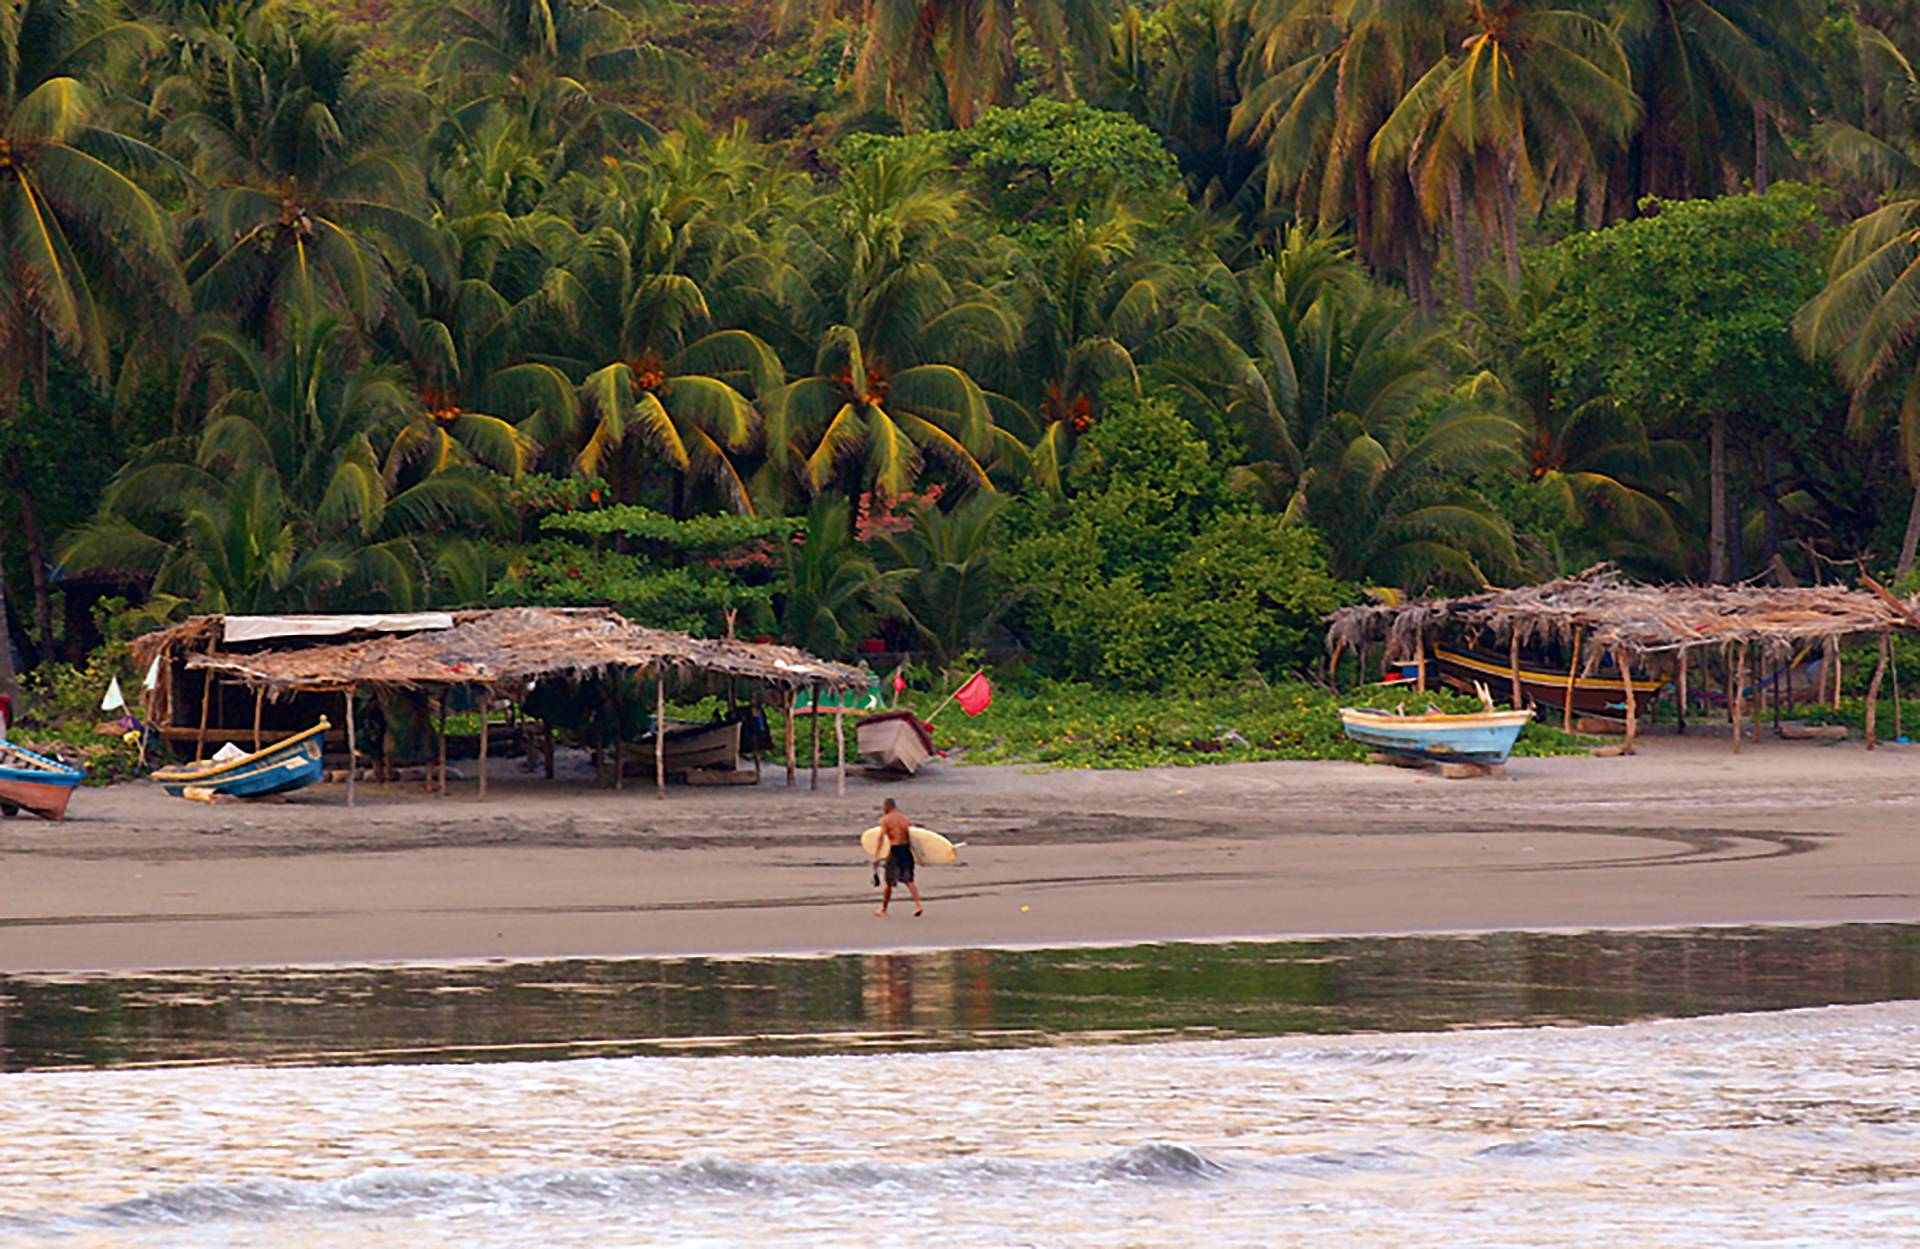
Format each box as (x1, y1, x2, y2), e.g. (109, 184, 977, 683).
(2, 735, 1917, 972)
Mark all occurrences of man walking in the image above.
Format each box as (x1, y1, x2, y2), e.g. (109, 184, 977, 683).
(873, 797, 923, 917)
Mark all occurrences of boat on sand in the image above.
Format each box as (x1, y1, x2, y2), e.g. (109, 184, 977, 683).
(855, 709, 937, 774)
(152, 719, 329, 799)
(0, 740, 85, 821)
(1338, 704, 1534, 765)
(621, 719, 742, 775)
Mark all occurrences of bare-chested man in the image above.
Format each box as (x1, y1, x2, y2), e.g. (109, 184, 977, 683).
(873, 798, 922, 917)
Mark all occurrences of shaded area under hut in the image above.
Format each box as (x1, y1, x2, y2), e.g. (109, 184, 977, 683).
(1326, 566, 1920, 752)
(129, 609, 871, 803)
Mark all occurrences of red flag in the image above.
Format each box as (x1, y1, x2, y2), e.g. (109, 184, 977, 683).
(954, 672, 992, 717)
(892, 668, 907, 695)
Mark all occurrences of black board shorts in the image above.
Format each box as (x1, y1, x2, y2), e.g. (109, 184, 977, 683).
(885, 842, 915, 886)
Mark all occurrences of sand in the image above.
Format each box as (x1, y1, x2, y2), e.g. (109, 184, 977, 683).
(2, 734, 1917, 973)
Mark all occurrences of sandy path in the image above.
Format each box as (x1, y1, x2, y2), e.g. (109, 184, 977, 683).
(2, 735, 1917, 972)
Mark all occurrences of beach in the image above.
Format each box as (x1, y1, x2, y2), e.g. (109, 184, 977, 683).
(3, 735, 1917, 973)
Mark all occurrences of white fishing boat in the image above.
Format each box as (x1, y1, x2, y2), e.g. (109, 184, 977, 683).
(855, 709, 936, 774)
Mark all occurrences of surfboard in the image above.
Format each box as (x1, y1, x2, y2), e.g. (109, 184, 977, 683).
(860, 825, 960, 866)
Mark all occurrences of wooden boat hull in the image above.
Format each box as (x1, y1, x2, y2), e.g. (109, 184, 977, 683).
(0, 741, 85, 820)
(622, 721, 742, 775)
(1340, 707, 1534, 765)
(153, 720, 328, 798)
(856, 710, 936, 774)
(1432, 647, 1662, 715)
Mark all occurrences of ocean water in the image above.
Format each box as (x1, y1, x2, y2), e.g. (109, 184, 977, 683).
(2, 1004, 1918, 1247)
(3, 927, 1919, 1246)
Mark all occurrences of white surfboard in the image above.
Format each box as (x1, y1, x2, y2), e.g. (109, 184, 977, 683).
(860, 824, 960, 865)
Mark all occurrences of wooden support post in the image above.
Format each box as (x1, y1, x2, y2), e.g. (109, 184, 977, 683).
(437, 694, 449, 796)
(810, 684, 821, 792)
(478, 687, 490, 800)
(344, 687, 357, 808)
(1618, 648, 1638, 754)
(252, 687, 264, 752)
(614, 734, 624, 790)
(1732, 644, 1747, 754)
(655, 672, 666, 801)
(195, 673, 214, 762)
(835, 704, 846, 797)
(1328, 640, 1345, 694)
(543, 719, 556, 779)
(1414, 632, 1427, 693)
(1830, 640, 1843, 710)
(1771, 653, 1783, 735)
(1508, 633, 1524, 709)
(1677, 650, 1689, 735)
(1866, 632, 1889, 751)
(1563, 630, 1582, 733)
(784, 689, 797, 788)
(1893, 639, 1905, 741)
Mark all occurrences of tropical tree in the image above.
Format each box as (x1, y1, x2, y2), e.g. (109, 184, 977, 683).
(1370, 1, 1638, 290)
(777, 495, 899, 656)
(881, 492, 1016, 666)
(64, 316, 505, 610)
(0, 0, 185, 700)
(1795, 25, 1920, 576)
(1018, 208, 1182, 490)
(779, 150, 1019, 504)
(160, 19, 442, 332)
(837, 0, 1113, 128)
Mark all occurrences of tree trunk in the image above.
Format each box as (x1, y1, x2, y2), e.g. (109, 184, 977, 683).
(1898, 471, 1920, 581)
(14, 485, 55, 660)
(0, 568, 20, 705)
(1497, 153, 1523, 286)
(1709, 413, 1728, 583)
(1352, 148, 1374, 270)
(1753, 104, 1770, 193)
(1447, 167, 1478, 312)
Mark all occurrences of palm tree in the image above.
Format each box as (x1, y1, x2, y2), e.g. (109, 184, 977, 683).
(1370, 1, 1637, 289)
(828, 0, 1111, 128)
(1018, 208, 1182, 490)
(1795, 26, 1920, 576)
(412, 0, 691, 171)
(65, 315, 506, 609)
(780, 150, 1019, 504)
(777, 495, 899, 657)
(881, 492, 1017, 667)
(0, 0, 186, 696)
(160, 19, 443, 332)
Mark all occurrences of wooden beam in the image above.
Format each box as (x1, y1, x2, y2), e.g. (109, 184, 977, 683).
(1732, 644, 1747, 753)
(1831, 640, 1843, 710)
(835, 703, 846, 796)
(1866, 632, 1889, 750)
(655, 670, 666, 801)
(1508, 633, 1524, 709)
(784, 688, 797, 788)
(1676, 650, 1689, 735)
(344, 688, 357, 808)
(809, 684, 821, 792)
(478, 687, 490, 800)
(195, 672, 214, 762)
(252, 687, 264, 752)
(1328, 639, 1345, 694)
(1414, 632, 1427, 693)
(437, 694, 448, 796)
(1618, 647, 1638, 754)
(1563, 630, 1582, 733)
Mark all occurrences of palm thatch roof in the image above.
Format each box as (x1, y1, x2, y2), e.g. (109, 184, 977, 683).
(130, 608, 871, 703)
(1326, 565, 1920, 661)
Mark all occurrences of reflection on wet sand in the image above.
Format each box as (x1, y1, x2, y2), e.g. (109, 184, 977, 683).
(2, 924, 1916, 1070)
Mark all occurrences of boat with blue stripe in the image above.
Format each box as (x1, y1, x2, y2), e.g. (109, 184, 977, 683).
(0, 740, 85, 821)
(153, 718, 329, 799)
(1339, 705, 1534, 764)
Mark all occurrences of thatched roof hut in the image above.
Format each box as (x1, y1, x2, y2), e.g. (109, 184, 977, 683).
(1325, 565, 1920, 750)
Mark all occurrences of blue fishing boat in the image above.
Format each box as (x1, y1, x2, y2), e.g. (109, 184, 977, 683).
(0, 740, 85, 821)
(1339, 705, 1534, 764)
(152, 718, 329, 799)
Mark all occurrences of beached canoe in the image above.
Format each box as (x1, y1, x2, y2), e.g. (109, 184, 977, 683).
(152, 719, 329, 799)
(1431, 646, 1663, 715)
(856, 709, 936, 774)
(621, 719, 742, 775)
(1339, 706, 1535, 765)
(0, 740, 85, 821)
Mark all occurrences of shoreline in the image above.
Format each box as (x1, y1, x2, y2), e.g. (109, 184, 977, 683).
(4, 735, 1918, 974)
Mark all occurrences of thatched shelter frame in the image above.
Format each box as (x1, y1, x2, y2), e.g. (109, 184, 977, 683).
(1325, 565, 1920, 752)
(130, 608, 873, 803)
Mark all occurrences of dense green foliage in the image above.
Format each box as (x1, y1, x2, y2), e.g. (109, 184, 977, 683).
(2, 0, 1919, 768)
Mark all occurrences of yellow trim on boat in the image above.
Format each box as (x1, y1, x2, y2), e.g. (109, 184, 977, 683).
(1340, 707, 1535, 728)
(1434, 647, 1664, 693)
(152, 718, 330, 783)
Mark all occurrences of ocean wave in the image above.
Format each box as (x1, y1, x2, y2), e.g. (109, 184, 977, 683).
(29, 1146, 1236, 1234)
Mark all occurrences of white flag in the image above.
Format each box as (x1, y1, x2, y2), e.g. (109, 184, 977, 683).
(101, 677, 126, 712)
(143, 653, 162, 691)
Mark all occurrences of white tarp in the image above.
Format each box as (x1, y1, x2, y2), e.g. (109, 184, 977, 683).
(221, 614, 455, 645)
